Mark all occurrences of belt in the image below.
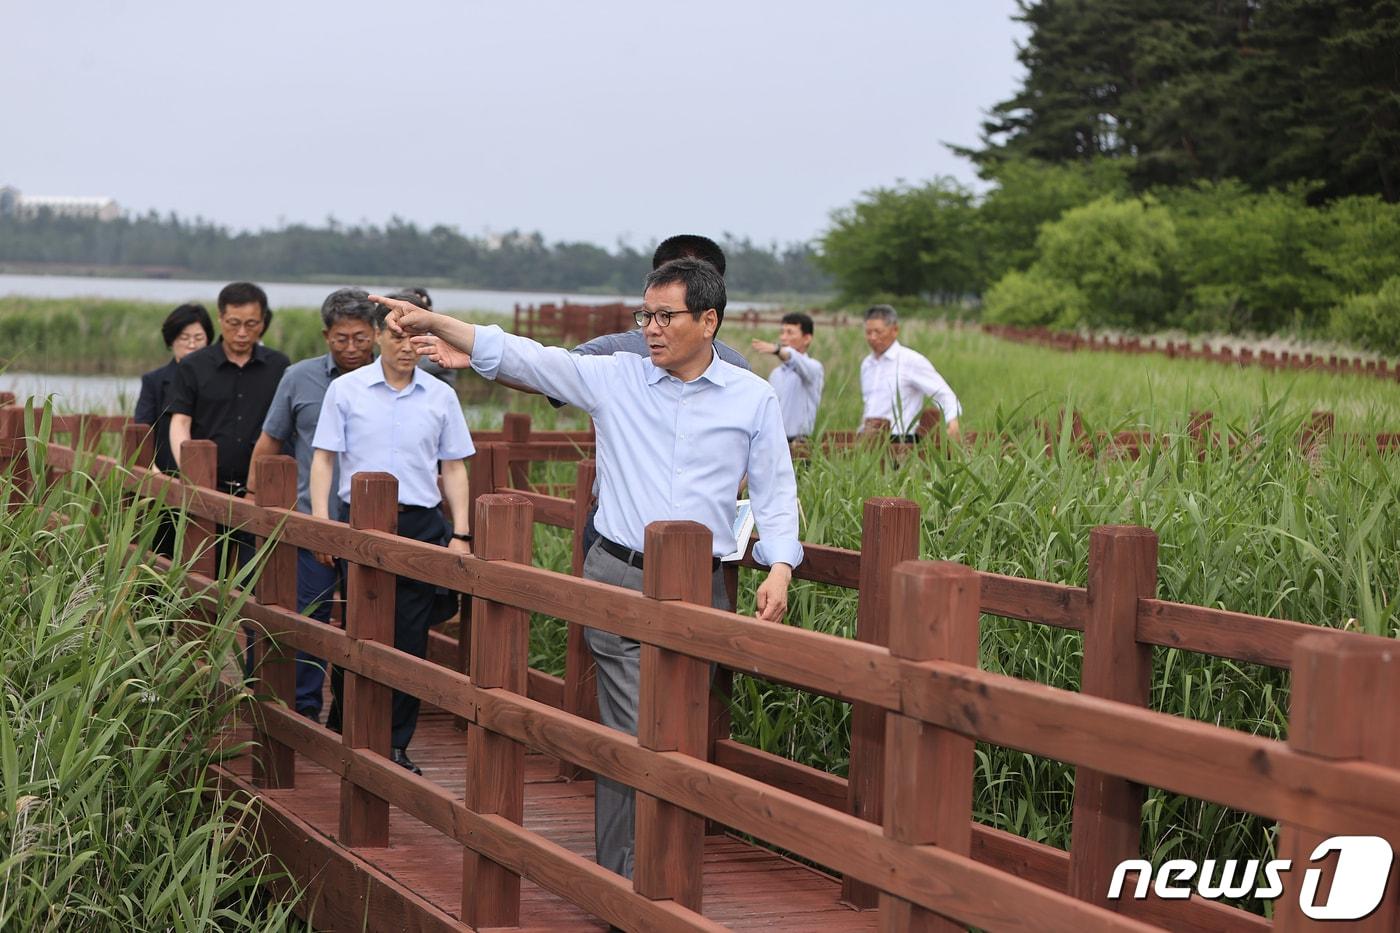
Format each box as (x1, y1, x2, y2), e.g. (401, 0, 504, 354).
(338, 501, 437, 514)
(598, 536, 722, 571)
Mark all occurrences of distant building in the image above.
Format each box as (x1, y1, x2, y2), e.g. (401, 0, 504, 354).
(0, 185, 120, 221)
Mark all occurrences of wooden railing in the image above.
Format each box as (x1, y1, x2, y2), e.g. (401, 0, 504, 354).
(4, 401, 1398, 931)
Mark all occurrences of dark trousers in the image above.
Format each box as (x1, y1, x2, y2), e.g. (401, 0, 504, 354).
(326, 503, 450, 750)
(294, 547, 338, 720)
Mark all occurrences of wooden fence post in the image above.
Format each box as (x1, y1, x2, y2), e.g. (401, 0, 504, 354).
(503, 412, 531, 490)
(844, 497, 921, 908)
(1068, 525, 1158, 908)
(179, 440, 219, 580)
(252, 455, 299, 789)
(338, 471, 398, 848)
(881, 561, 980, 931)
(1300, 410, 1334, 452)
(560, 458, 599, 780)
(462, 493, 534, 928)
(0, 404, 30, 509)
(1274, 633, 1399, 931)
(458, 442, 500, 725)
(634, 520, 713, 912)
(123, 423, 154, 468)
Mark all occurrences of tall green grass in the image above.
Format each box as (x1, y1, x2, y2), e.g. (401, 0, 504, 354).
(0, 424, 304, 931)
(516, 321, 1399, 915)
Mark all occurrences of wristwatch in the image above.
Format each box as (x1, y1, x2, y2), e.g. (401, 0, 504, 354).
(452, 532, 473, 542)
(773, 345, 783, 357)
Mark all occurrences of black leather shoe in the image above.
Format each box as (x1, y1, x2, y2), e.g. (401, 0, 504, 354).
(391, 747, 422, 775)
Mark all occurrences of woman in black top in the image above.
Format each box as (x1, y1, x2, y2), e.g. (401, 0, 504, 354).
(134, 303, 214, 472)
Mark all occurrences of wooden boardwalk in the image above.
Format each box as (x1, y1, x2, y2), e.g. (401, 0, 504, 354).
(224, 706, 876, 932)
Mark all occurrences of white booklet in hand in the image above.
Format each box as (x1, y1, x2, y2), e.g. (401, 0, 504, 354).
(722, 499, 755, 562)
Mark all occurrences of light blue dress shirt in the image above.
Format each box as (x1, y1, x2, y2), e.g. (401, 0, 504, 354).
(471, 325, 804, 568)
(312, 360, 475, 507)
(769, 348, 824, 439)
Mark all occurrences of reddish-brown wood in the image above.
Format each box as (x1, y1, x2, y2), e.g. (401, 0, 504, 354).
(340, 471, 398, 847)
(1275, 634, 1399, 931)
(1070, 526, 1157, 909)
(252, 454, 299, 788)
(0, 405, 31, 508)
(634, 521, 713, 911)
(463, 493, 534, 928)
(845, 497, 921, 908)
(503, 412, 532, 490)
(1137, 598, 1346, 670)
(178, 439, 219, 578)
(122, 423, 154, 468)
(881, 561, 980, 932)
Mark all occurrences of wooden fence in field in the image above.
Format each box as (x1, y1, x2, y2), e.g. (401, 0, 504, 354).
(985, 323, 1400, 385)
(2, 398, 1399, 931)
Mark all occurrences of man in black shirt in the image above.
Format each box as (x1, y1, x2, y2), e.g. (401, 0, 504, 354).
(168, 282, 290, 494)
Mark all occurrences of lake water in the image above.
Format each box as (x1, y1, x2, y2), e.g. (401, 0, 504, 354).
(0, 273, 773, 313)
(0, 372, 142, 413)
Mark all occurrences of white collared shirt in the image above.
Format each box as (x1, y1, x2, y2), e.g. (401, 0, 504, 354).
(769, 347, 824, 438)
(859, 340, 961, 435)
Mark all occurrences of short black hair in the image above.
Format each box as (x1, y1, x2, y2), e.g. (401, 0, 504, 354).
(781, 311, 814, 336)
(217, 281, 273, 328)
(386, 288, 430, 310)
(320, 287, 378, 329)
(652, 234, 726, 276)
(644, 257, 726, 335)
(160, 303, 214, 348)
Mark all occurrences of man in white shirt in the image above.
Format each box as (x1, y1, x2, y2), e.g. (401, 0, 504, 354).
(859, 304, 962, 443)
(752, 312, 824, 442)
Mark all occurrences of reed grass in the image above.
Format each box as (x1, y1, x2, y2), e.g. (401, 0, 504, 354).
(0, 416, 305, 931)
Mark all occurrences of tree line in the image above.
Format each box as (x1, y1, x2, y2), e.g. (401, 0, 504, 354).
(817, 0, 1400, 353)
(0, 212, 831, 298)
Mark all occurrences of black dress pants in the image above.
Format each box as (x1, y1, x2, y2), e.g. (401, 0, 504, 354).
(326, 503, 450, 749)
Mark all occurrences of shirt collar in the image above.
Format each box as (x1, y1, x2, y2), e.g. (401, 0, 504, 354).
(873, 339, 903, 361)
(212, 340, 271, 366)
(367, 357, 426, 393)
(644, 345, 727, 387)
(321, 352, 340, 377)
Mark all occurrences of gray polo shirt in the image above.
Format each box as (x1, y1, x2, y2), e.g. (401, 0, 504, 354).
(261, 352, 346, 515)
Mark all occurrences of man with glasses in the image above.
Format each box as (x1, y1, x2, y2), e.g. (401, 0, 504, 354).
(369, 257, 802, 882)
(247, 288, 378, 723)
(168, 281, 291, 495)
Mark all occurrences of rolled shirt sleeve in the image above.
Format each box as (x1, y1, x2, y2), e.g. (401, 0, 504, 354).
(310, 380, 348, 453)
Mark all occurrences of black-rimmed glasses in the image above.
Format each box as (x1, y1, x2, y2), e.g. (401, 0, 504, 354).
(634, 308, 695, 328)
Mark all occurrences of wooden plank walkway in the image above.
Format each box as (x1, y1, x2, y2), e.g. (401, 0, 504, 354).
(225, 706, 878, 931)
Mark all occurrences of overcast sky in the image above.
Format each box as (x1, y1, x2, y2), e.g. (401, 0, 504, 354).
(6, 1, 1026, 248)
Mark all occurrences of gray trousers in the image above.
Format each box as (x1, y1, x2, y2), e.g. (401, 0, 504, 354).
(582, 540, 731, 880)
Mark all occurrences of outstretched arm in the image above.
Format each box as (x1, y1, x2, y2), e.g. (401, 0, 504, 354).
(369, 294, 478, 361)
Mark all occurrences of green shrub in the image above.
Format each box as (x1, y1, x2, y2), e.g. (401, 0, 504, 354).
(981, 268, 1088, 328)
(1033, 196, 1181, 330)
(1331, 276, 1400, 355)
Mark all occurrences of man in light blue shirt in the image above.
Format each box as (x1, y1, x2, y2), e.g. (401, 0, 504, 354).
(369, 257, 802, 880)
(751, 311, 824, 442)
(248, 288, 378, 723)
(308, 307, 475, 775)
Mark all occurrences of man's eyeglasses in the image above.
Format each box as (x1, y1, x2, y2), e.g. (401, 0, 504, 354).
(222, 319, 264, 333)
(329, 334, 374, 349)
(634, 308, 697, 328)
